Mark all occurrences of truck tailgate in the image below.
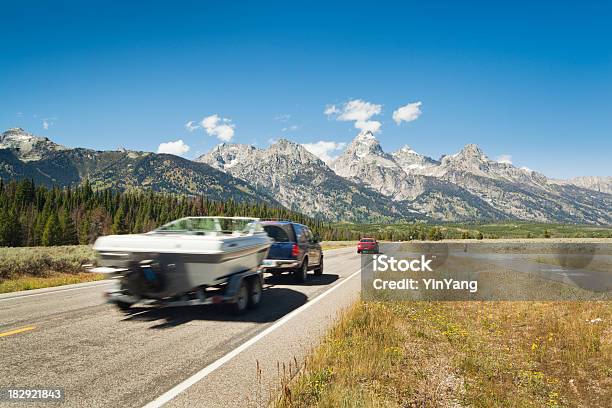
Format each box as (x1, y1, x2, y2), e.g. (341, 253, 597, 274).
(266, 242, 296, 259)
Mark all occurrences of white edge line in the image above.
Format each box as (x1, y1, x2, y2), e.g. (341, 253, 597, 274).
(0, 281, 114, 302)
(142, 267, 362, 408)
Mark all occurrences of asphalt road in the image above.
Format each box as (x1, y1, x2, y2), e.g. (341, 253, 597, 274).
(0, 247, 362, 408)
(4, 243, 606, 407)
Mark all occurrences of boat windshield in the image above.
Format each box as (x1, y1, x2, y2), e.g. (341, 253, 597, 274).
(153, 217, 263, 235)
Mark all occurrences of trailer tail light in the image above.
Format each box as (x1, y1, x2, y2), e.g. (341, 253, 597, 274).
(291, 244, 299, 257)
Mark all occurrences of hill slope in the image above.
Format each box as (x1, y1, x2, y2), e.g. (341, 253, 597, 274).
(0, 128, 281, 206)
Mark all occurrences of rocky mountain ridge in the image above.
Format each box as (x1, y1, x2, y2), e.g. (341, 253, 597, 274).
(2, 128, 610, 224)
(0, 128, 281, 206)
(199, 138, 420, 221)
(551, 176, 612, 195)
(0, 127, 69, 161)
(330, 132, 611, 224)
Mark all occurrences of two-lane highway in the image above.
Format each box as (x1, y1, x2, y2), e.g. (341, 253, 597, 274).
(0, 247, 362, 408)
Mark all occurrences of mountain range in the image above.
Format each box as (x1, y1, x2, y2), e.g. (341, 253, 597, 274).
(1, 127, 610, 224)
(0, 128, 280, 206)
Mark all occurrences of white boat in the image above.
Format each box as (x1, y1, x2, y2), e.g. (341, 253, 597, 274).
(92, 217, 273, 300)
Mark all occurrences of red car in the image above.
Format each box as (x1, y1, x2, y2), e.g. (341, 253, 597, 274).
(357, 238, 379, 254)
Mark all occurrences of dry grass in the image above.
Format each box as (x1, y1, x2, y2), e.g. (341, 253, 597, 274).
(321, 241, 359, 251)
(0, 245, 98, 293)
(529, 255, 611, 273)
(0, 272, 105, 293)
(0, 245, 96, 280)
(276, 301, 611, 408)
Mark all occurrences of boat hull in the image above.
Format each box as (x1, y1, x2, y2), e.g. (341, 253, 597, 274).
(94, 233, 272, 298)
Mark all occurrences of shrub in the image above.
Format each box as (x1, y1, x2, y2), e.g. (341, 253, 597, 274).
(0, 245, 96, 280)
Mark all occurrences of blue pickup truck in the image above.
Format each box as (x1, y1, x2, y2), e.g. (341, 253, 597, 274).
(260, 221, 323, 282)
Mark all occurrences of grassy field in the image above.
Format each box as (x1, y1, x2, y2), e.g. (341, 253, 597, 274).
(0, 232, 609, 294)
(277, 301, 611, 407)
(443, 223, 612, 239)
(320, 241, 359, 251)
(0, 273, 104, 293)
(0, 245, 99, 293)
(336, 222, 612, 240)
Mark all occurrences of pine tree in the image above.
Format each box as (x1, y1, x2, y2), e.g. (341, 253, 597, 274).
(15, 179, 35, 208)
(0, 177, 371, 247)
(42, 213, 62, 246)
(133, 214, 143, 234)
(60, 208, 78, 245)
(111, 205, 127, 234)
(79, 216, 91, 245)
(0, 209, 22, 247)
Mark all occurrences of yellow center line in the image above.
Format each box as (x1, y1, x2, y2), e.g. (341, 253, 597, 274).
(0, 326, 36, 338)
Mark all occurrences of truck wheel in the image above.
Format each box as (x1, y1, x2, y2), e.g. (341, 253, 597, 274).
(248, 276, 263, 309)
(294, 259, 308, 283)
(115, 301, 133, 311)
(314, 255, 324, 276)
(231, 280, 249, 315)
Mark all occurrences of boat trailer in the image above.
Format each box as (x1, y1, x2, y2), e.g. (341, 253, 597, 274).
(91, 266, 264, 315)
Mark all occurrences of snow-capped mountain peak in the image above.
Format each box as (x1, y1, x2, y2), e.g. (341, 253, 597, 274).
(437, 143, 549, 187)
(347, 130, 385, 158)
(454, 143, 488, 161)
(397, 145, 417, 154)
(436, 143, 493, 176)
(332, 131, 423, 199)
(354, 129, 376, 142)
(392, 145, 439, 173)
(201, 143, 258, 171)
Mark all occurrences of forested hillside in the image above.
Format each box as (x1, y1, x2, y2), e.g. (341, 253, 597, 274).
(2, 178, 420, 247)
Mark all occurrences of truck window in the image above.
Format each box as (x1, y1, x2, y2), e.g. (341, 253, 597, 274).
(303, 227, 312, 242)
(293, 224, 306, 243)
(263, 225, 290, 242)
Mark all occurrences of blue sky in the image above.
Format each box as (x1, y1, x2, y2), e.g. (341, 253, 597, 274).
(1, 0, 611, 178)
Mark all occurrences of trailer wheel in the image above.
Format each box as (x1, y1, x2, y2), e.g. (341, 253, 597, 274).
(231, 280, 249, 315)
(248, 277, 263, 309)
(115, 301, 133, 311)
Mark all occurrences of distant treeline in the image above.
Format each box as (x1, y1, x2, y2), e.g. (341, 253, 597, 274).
(0, 179, 441, 247)
(3, 179, 607, 248)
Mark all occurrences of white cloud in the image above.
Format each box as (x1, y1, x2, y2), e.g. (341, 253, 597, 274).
(392, 102, 422, 125)
(325, 99, 383, 133)
(185, 120, 200, 132)
(157, 139, 190, 156)
(42, 118, 56, 129)
(496, 154, 513, 164)
(302, 141, 347, 164)
(326, 99, 382, 122)
(200, 114, 235, 142)
(267, 138, 278, 145)
(355, 120, 381, 134)
(281, 125, 300, 132)
(275, 114, 291, 122)
(324, 105, 339, 116)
